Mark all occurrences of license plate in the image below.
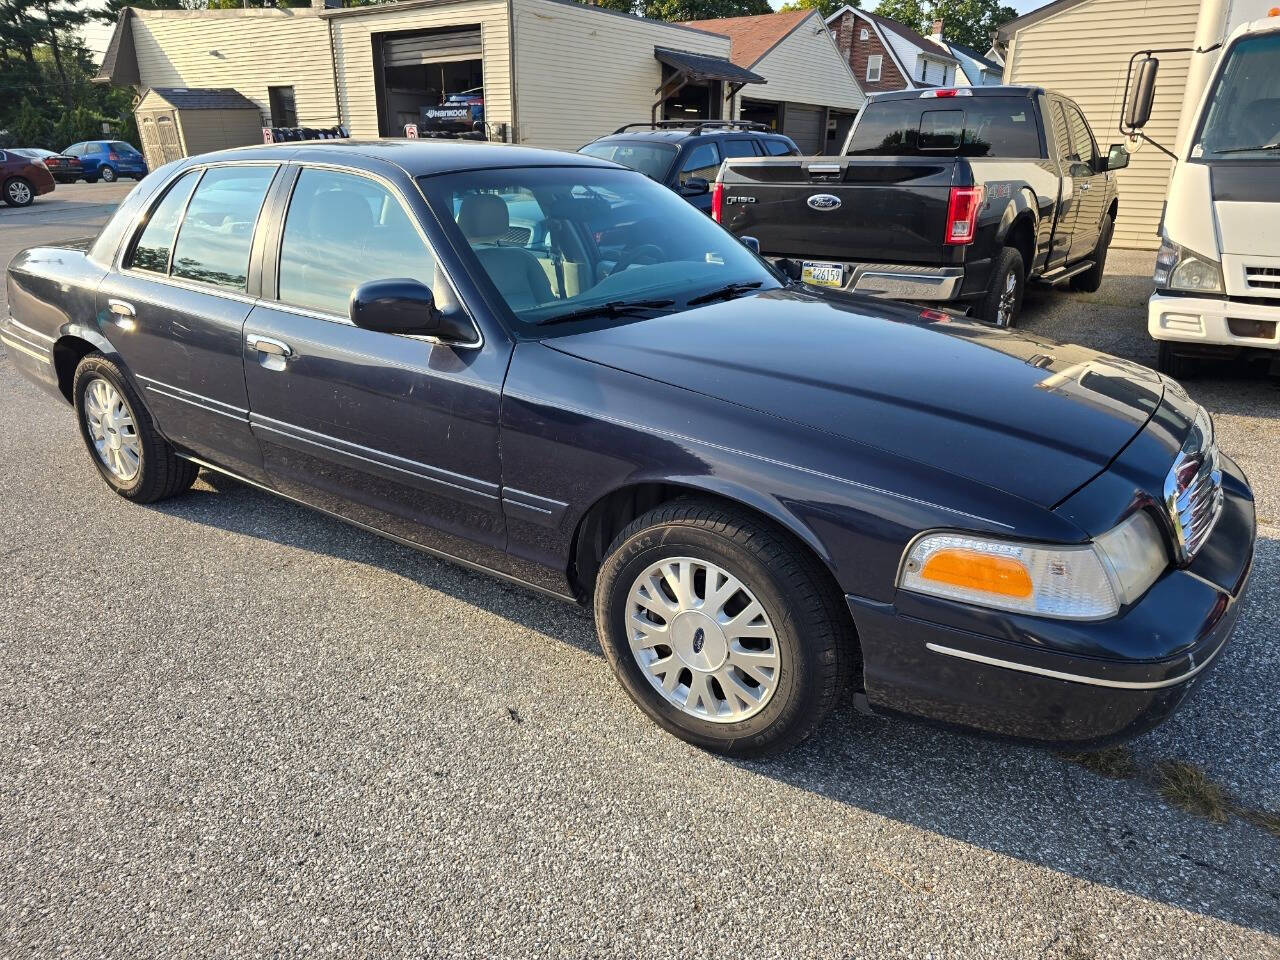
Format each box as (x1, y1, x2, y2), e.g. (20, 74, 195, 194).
(802, 261, 844, 288)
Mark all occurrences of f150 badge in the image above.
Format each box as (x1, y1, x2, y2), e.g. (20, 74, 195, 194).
(807, 194, 841, 211)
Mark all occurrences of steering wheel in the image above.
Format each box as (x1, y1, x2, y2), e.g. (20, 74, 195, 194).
(612, 243, 666, 273)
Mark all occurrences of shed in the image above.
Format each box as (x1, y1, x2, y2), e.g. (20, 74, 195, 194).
(134, 87, 264, 168)
(997, 0, 1203, 249)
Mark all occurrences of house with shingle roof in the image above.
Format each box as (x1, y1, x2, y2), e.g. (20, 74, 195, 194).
(826, 5, 961, 92)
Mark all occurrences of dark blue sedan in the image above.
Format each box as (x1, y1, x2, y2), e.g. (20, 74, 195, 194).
(1, 141, 1254, 755)
(63, 140, 148, 183)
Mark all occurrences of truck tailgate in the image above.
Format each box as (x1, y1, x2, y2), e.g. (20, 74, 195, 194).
(718, 157, 959, 264)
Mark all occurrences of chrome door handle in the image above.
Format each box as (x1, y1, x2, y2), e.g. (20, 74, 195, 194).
(246, 335, 292, 358)
(107, 299, 135, 319)
(1079, 182, 1091, 191)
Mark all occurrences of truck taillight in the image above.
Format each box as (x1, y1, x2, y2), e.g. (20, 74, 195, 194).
(711, 181, 724, 222)
(945, 185, 984, 245)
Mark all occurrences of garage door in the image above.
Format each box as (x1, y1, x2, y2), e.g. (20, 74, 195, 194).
(782, 104, 823, 154)
(383, 28, 481, 66)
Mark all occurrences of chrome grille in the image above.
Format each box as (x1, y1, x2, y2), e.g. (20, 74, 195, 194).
(1163, 407, 1224, 564)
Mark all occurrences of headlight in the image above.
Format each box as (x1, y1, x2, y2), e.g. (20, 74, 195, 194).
(1153, 237, 1223, 294)
(899, 512, 1167, 620)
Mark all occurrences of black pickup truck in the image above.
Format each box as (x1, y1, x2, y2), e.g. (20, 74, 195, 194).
(714, 86, 1129, 326)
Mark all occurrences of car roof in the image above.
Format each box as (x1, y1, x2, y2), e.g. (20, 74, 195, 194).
(868, 85, 1054, 102)
(592, 129, 793, 144)
(183, 139, 620, 177)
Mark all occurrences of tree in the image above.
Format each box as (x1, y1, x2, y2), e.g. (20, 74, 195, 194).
(873, 0, 1015, 52)
(578, 0, 771, 20)
(778, 0, 850, 18)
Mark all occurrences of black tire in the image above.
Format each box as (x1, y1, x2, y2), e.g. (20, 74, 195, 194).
(593, 499, 855, 757)
(99, 165, 117, 183)
(85, 176, 99, 184)
(1156, 341, 1199, 381)
(1070, 216, 1114, 293)
(977, 246, 1025, 327)
(72, 353, 199, 503)
(3, 177, 34, 208)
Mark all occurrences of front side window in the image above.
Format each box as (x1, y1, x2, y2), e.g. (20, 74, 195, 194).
(278, 167, 441, 317)
(577, 140, 677, 182)
(128, 169, 201, 274)
(678, 142, 721, 183)
(1193, 32, 1280, 158)
(170, 165, 276, 290)
(1064, 104, 1097, 166)
(867, 55, 882, 83)
(420, 166, 780, 332)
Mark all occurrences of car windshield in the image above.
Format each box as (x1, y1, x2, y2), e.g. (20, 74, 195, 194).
(420, 165, 780, 332)
(577, 141, 677, 181)
(1193, 32, 1280, 158)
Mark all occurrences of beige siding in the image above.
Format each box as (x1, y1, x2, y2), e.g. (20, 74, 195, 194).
(512, 0, 730, 150)
(179, 108, 265, 157)
(131, 9, 339, 127)
(1004, 0, 1200, 249)
(747, 12, 864, 111)
(331, 2, 511, 140)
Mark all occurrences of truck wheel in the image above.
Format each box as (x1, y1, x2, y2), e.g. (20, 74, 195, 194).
(1156, 341, 1198, 381)
(593, 499, 854, 757)
(978, 247, 1025, 327)
(72, 354, 199, 502)
(1070, 217, 1113, 293)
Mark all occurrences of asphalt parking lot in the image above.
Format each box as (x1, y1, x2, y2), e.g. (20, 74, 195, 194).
(1, 182, 1277, 959)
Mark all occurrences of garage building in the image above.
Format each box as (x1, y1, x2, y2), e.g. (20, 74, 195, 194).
(96, 0, 860, 155)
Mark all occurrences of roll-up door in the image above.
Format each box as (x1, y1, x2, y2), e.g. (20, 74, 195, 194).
(782, 104, 824, 155)
(383, 29, 481, 67)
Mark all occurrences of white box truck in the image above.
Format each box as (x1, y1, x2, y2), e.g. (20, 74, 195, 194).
(1123, 2, 1280, 377)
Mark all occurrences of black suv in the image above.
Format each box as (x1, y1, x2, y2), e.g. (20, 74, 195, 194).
(579, 121, 799, 214)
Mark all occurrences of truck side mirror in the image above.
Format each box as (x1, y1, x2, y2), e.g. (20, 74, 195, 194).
(682, 177, 710, 196)
(1105, 143, 1130, 171)
(1125, 57, 1159, 131)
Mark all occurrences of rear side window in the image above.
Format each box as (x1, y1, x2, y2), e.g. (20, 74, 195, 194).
(763, 139, 796, 156)
(847, 96, 1042, 158)
(169, 165, 276, 290)
(720, 139, 759, 159)
(129, 170, 200, 274)
(678, 142, 721, 184)
(277, 167, 438, 317)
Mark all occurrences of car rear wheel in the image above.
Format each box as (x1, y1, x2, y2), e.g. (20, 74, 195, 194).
(978, 246, 1025, 328)
(99, 165, 117, 183)
(593, 500, 854, 756)
(1070, 216, 1114, 293)
(73, 354, 199, 503)
(3, 177, 34, 207)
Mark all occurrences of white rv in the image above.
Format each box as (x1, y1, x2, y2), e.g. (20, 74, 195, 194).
(1126, 3, 1280, 376)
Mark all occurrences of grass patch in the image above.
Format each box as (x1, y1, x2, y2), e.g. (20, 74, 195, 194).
(1239, 807, 1280, 839)
(1063, 746, 1137, 780)
(1156, 760, 1231, 823)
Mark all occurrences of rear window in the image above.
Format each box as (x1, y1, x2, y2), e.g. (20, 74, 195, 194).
(846, 96, 1042, 158)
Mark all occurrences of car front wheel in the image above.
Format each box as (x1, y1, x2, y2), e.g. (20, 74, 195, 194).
(3, 177, 34, 207)
(594, 500, 854, 756)
(73, 354, 199, 502)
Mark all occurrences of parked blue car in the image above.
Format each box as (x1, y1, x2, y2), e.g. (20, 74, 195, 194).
(62, 140, 148, 183)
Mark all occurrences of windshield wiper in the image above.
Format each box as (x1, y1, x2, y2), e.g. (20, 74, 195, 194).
(537, 298, 675, 326)
(1212, 141, 1280, 154)
(685, 280, 765, 306)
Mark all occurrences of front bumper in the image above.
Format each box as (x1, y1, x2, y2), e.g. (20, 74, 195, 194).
(1149, 291, 1280, 351)
(847, 455, 1256, 747)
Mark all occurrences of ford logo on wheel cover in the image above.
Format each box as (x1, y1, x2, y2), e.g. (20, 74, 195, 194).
(807, 194, 841, 211)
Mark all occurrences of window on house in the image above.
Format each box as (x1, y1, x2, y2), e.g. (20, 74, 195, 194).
(860, 28, 868, 40)
(867, 54, 882, 83)
(268, 86, 297, 127)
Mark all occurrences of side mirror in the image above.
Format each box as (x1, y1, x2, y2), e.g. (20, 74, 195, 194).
(1125, 57, 1159, 131)
(350, 278, 442, 336)
(682, 176, 710, 196)
(1105, 143, 1130, 171)
(740, 235, 761, 254)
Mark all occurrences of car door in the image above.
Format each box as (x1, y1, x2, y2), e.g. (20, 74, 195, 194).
(1062, 101, 1108, 263)
(1044, 98, 1078, 270)
(98, 162, 280, 481)
(240, 163, 512, 567)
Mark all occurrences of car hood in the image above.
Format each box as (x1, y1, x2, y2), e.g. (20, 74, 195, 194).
(544, 288, 1165, 507)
